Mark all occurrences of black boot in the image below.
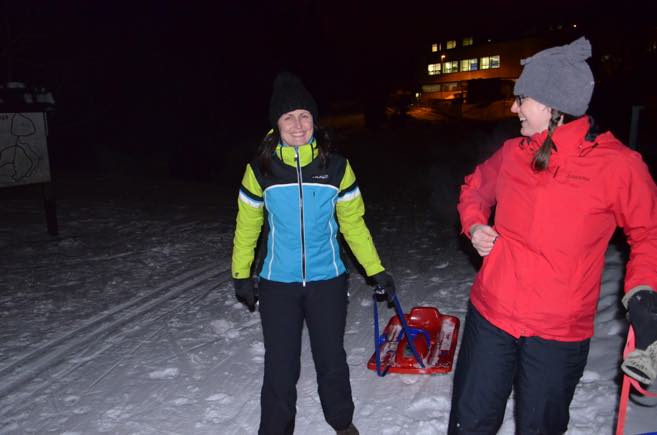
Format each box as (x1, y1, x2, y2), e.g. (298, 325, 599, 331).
(336, 422, 359, 435)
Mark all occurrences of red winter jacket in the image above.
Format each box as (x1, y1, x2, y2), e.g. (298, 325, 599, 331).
(458, 116, 657, 341)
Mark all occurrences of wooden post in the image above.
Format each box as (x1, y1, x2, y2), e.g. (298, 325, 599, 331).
(41, 182, 58, 236)
(628, 105, 643, 150)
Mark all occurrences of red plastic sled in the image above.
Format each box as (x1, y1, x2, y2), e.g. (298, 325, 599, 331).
(367, 305, 460, 375)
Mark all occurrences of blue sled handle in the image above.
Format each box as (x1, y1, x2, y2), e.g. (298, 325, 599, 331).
(372, 286, 425, 377)
(391, 294, 426, 369)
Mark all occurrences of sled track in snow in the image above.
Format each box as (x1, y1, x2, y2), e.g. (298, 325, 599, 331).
(0, 263, 231, 398)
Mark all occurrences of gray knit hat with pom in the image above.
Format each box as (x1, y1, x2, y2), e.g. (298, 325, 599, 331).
(269, 72, 318, 127)
(514, 37, 594, 116)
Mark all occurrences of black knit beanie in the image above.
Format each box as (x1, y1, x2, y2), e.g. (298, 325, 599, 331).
(268, 72, 318, 128)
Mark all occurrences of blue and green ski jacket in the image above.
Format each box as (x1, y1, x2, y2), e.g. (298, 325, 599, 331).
(232, 139, 384, 284)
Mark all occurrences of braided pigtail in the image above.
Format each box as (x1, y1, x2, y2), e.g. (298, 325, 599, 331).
(532, 110, 564, 171)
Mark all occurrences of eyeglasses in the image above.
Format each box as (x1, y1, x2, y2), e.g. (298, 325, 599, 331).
(515, 95, 528, 106)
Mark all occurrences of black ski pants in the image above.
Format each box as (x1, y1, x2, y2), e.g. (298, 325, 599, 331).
(448, 303, 590, 435)
(257, 274, 354, 435)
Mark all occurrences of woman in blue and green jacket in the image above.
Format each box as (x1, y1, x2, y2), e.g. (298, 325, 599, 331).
(231, 72, 394, 435)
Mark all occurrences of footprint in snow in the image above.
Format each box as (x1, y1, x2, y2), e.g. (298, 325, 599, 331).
(406, 396, 450, 419)
(72, 405, 91, 415)
(401, 375, 423, 385)
(172, 397, 194, 406)
(97, 404, 134, 431)
(148, 367, 179, 379)
(250, 341, 265, 362)
(347, 347, 366, 365)
(63, 395, 79, 404)
(580, 370, 601, 382)
(206, 393, 232, 404)
(359, 403, 375, 416)
(211, 319, 233, 335)
(381, 425, 403, 435)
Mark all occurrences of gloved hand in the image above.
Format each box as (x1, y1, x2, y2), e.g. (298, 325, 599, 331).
(371, 271, 396, 303)
(621, 289, 657, 385)
(233, 278, 257, 312)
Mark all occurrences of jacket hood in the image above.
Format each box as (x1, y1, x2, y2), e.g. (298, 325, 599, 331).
(522, 115, 594, 156)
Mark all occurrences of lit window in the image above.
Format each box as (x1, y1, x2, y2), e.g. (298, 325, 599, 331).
(427, 63, 441, 75)
(446, 40, 456, 49)
(480, 55, 501, 69)
(422, 84, 442, 92)
(432, 43, 438, 52)
(443, 61, 459, 73)
(463, 37, 473, 46)
(460, 58, 478, 71)
(649, 41, 657, 53)
(443, 82, 458, 91)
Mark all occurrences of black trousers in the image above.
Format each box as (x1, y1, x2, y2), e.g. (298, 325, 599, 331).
(257, 274, 354, 435)
(448, 303, 590, 435)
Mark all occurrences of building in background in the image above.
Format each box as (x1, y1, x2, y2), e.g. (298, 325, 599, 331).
(420, 36, 547, 103)
(416, 24, 657, 166)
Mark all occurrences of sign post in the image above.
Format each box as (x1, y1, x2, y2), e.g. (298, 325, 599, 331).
(0, 111, 58, 235)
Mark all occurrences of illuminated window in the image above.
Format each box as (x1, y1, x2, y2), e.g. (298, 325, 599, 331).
(463, 37, 473, 46)
(422, 84, 442, 92)
(480, 55, 501, 69)
(443, 82, 458, 91)
(460, 58, 478, 71)
(443, 61, 459, 73)
(446, 40, 456, 49)
(431, 43, 440, 52)
(428, 63, 441, 75)
(649, 41, 657, 53)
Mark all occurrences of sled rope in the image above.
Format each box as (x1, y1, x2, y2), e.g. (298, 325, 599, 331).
(615, 326, 657, 435)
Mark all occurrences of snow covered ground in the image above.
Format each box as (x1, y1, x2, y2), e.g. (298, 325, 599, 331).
(1, 122, 656, 434)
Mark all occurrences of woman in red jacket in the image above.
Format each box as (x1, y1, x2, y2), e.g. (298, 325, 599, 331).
(449, 37, 657, 434)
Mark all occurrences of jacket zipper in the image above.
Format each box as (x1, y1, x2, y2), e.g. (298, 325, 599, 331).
(294, 147, 307, 286)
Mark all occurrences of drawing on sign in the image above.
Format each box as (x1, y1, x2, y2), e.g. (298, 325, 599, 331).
(0, 113, 50, 186)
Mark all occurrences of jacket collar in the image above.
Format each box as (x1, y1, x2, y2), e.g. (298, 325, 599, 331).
(275, 139, 318, 167)
(524, 116, 594, 156)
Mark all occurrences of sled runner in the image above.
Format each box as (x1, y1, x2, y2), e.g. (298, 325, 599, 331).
(367, 287, 460, 376)
(615, 326, 657, 435)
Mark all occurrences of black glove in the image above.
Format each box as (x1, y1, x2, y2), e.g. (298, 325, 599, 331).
(233, 278, 257, 311)
(629, 290, 657, 348)
(371, 271, 396, 303)
(622, 289, 657, 385)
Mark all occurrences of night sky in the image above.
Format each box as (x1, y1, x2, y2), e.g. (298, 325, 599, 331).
(1, 0, 655, 178)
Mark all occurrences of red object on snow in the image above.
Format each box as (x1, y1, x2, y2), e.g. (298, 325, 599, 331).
(367, 306, 460, 375)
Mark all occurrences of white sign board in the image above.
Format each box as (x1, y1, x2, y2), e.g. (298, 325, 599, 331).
(0, 112, 51, 187)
